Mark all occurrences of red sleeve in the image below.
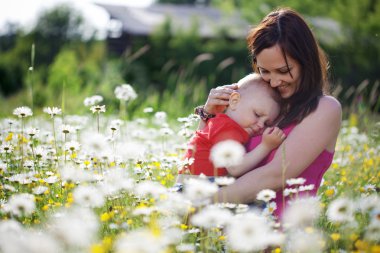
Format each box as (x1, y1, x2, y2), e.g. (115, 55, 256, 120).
(207, 116, 249, 145)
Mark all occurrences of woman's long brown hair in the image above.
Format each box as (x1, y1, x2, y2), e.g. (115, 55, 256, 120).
(247, 7, 330, 128)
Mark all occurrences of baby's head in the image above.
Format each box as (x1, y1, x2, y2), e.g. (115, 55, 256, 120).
(226, 73, 282, 136)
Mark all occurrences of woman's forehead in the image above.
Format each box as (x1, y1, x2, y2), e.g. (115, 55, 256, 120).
(256, 45, 295, 68)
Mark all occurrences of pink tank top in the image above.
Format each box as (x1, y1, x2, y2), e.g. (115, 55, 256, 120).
(247, 124, 334, 219)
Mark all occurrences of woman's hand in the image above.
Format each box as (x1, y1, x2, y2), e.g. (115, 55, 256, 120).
(204, 84, 238, 115)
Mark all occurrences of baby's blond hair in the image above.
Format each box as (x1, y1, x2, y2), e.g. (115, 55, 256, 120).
(237, 73, 282, 104)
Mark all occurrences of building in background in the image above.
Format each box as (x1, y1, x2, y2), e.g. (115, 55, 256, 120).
(97, 3, 250, 55)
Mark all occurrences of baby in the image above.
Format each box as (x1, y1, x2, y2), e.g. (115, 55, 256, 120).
(180, 73, 285, 180)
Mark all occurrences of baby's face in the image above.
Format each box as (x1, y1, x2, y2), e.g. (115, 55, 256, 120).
(227, 88, 280, 136)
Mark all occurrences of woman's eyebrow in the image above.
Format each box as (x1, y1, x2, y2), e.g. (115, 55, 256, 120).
(257, 65, 291, 70)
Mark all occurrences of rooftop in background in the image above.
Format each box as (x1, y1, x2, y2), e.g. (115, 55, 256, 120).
(97, 3, 251, 39)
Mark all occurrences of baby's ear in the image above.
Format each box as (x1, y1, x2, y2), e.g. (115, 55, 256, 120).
(229, 91, 241, 110)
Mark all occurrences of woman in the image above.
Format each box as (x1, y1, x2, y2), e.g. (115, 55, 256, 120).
(198, 7, 342, 218)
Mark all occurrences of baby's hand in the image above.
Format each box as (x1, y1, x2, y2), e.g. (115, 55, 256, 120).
(262, 127, 286, 150)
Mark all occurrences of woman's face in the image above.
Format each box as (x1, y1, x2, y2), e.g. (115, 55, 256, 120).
(255, 44, 301, 99)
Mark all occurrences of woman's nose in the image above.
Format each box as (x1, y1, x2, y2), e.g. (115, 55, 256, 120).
(270, 78, 282, 87)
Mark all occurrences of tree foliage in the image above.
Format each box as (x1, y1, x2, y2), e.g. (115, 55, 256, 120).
(0, 0, 379, 115)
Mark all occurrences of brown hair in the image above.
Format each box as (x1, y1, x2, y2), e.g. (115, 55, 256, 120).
(247, 7, 330, 128)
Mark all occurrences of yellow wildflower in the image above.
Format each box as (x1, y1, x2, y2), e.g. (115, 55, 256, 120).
(102, 236, 113, 249)
(331, 233, 340, 241)
(350, 234, 359, 241)
(90, 244, 105, 253)
(325, 188, 335, 197)
(355, 240, 369, 251)
(371, 245, 380, 253)
(349, 113, 358, 127)
(5, 132, 13, 141)
(218, 235, 226, 241)
(100, 212, 113, 222)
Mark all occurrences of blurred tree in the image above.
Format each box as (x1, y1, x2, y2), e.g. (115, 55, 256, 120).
(0, 22, 20, 52)
(31, 4, 84, 66)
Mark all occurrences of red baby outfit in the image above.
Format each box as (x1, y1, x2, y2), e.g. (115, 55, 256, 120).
(183, 114, 249, 176)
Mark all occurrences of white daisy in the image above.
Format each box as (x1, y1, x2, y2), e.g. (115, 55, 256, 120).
(298, 184, 315, 192)
(114, 228, 167, 253)
(210, 140, 245, 168)
(61, 124, 75, 134)
(80, 132, 110, 155)
(43, 107, 62, 118)
(23, 160, 34, 169)
(0, 143, 14, 154)
(114, 84, 137, 102)
(44, 176, 59, 184)
(64, 140, 81, 152)
(357, 194, 380, 214)
(83, 95, 103, 107)
(99, 168, 134, 196)
(135, 181, 167, 199)
(59, 165, 94, 183)
(282, 197, 321, 229)
(183, 178, 218, 204)
(26, 127, 40, 137)
(33, 186, 49, 195)
(156, 192, 192, 216)
(257, 189, 276, 203)
(364, 219, 380, 242)
(190, 205, 232, 229)
(159, 127, 174, 136)
(3, 184, 16, 192)
(326, 197, 355, 223)
(0, 220, 25, 252)
(34, 146, 48, 159)
(13, 106, 33, 118)
(262, 201, 277, 216)
(176, 243, 195, 252)
(214, 176, 235, 186)
(153, 111, 167, 125)
(283, 188, 298, 197)
(286, 177, 306, 186)
(286, 228, 325, 253)
(143, 107, 154, 113)
(111, 119, 124, 127)
(73, 185, 105, 208)
(17, 229, 63, 253)
(90, 104, 106, 114)
(47, 207, 99, 249)
(0, 161, 7, 173)
(2, 193, 36, 217)
(115, 141, 146, 161)
(226, 211, 283, 252)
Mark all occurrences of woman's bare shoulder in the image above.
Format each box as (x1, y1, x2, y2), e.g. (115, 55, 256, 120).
(307, 95, 342, 122)
(297, 95, 342, 131)
(318, 95, 342, 112)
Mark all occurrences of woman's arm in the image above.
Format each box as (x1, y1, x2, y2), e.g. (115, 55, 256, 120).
(215, 96, 342, 203)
